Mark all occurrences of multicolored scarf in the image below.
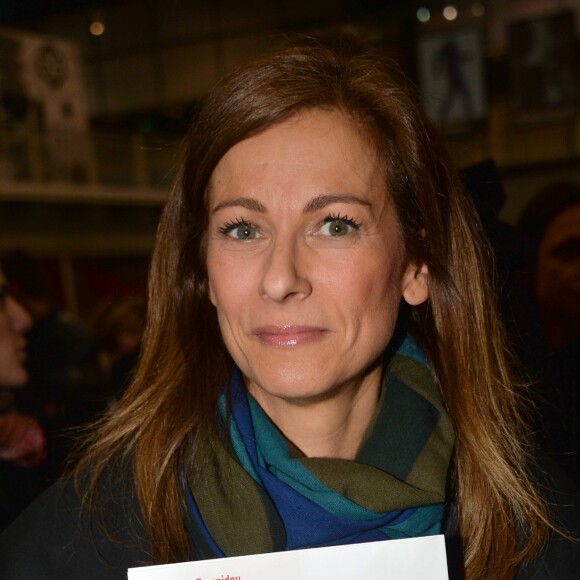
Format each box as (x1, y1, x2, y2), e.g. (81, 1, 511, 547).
(182, 336, 454, 560)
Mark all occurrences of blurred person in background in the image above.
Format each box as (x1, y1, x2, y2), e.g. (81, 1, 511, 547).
(518, 181, 580, 484)
(461, 159, 546, 375)
(1, 251, 94, 425)
(519, 181, 580, 353)
(0, 264, 47, 532)
(90, 296, 146, 407)
(1, 251, 100, 491)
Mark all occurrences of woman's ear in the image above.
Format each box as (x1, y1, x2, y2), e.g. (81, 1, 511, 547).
(401, 262, 429, 306)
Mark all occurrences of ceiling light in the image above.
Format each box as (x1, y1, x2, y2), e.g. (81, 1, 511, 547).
(443, 6, 458, 21)
(417, 7, 431, 23)
(89, 21, 105, 36)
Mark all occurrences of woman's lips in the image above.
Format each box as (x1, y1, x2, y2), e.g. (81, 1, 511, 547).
(253, 325, 328, 346)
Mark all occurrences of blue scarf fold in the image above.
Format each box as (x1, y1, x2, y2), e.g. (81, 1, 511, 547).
(183, 335, 454, 558)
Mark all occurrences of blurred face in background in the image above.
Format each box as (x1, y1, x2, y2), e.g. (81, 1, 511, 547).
(535, 204, 580, 323)
(0, 267, 32, 388)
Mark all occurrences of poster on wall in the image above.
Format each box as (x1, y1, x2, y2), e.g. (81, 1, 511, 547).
(0, 28, 91, 181)
(418, 28, 487, 131)
(509, 11, 577, 124)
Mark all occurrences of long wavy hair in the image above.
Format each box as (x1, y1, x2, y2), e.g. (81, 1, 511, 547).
(76, 35, 550, 578)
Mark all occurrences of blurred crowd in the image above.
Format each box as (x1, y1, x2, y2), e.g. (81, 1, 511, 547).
(0, 252, 145, 532)
(0, 167, 578, 533)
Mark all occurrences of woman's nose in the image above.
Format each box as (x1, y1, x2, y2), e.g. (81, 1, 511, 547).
(259, 239, 312, 303)
(7, 297, 32, 334)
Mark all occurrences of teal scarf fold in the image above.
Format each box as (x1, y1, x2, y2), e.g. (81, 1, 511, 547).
(183, 335, 454, 559)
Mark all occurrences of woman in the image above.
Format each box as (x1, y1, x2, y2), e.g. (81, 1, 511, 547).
(0, 36, 577, 579)
(0, 265, 47, 531)
(518, 181, 580, 485)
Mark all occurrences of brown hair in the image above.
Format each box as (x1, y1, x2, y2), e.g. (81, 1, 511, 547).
(76, 35, 550, 578)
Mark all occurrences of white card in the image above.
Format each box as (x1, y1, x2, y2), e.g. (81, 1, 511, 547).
(128, 534, 449, 580)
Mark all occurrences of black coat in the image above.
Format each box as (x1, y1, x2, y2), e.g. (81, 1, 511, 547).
(0, 460, 578, 579)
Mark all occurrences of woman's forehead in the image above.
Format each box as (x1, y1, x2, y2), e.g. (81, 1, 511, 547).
(207, 109, 385, 206)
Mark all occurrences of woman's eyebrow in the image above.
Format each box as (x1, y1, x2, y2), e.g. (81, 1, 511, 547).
(211, 194, 372, 215)
(211, 197, 267, 214)
(303, 194, 372, 213)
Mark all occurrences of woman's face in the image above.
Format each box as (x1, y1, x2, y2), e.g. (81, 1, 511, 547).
(536, 203, 580, 322)
(0, 268, 31, 388)
(206, 109, 427, 407)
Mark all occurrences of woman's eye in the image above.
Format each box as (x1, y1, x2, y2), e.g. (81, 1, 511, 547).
(320, 216, 360, 237)
(220, 221, 259, 240)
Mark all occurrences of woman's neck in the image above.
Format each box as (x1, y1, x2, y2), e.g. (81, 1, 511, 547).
(248, 365, 382, 460)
